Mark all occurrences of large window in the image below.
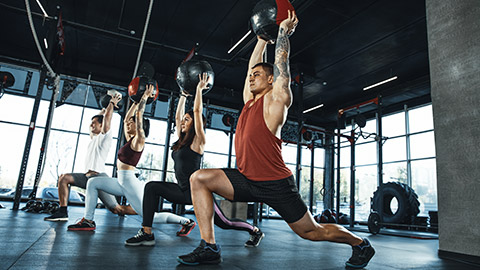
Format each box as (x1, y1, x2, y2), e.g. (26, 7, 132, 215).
(0, 94, 34, 124)
(411, 159, 437, 215)
(0, 123, 29, 188)
(281, 143, 325, 217)
(0, 64, 170, 203)
(203, 129, 231, 169)
(383, 137, 406, 163)
(410, 131, 436, 159)
(408, 105, 436, 216)
(355, 165, 378, 221)
(138, 118, 170, 183)
(335, 104, 437, 222)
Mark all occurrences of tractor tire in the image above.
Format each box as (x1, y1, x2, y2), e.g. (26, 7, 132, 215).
(372, 182, 420, 224)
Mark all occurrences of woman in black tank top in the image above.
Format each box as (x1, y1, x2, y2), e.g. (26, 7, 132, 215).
(126, 74, 264, 247)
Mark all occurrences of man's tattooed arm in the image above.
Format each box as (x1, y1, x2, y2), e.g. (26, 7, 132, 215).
(273, 27, 291, 94)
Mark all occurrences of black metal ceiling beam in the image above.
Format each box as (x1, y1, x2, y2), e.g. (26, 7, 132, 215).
(0, 2, 243, 66)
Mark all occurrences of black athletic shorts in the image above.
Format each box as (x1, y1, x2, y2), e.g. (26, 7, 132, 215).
(70, 172, 108, 189)
(222, 168, 308, 223)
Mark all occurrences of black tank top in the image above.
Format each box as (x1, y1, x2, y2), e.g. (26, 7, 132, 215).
(172, 145, 202, 191)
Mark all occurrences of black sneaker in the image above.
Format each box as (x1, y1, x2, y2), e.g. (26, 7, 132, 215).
(245, 229, 265, 247)
(67, 218, 96, 231)
(125, 228, 155, 246)
(345, 238, 375, 269)
(177, 219, 196, 237)
(177, 240, 222, 265)
(44, 211, 68, 222)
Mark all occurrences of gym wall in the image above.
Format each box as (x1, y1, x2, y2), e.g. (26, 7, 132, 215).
(426, 0, 480, 261)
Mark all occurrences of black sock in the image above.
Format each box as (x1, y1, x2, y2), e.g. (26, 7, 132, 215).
(58, 206, 67, 213)
(206, 242, 218, 250)
(358, 239, 369, 248)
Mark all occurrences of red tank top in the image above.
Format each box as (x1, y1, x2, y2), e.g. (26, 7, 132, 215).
(117, 137, 143, 167)
(235, 95, 292, 181)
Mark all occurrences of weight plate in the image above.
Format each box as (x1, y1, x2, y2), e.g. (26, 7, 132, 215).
(368, 211, 382, 235)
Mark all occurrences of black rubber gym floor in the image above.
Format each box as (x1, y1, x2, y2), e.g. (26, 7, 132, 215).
(0, 201, 477, 270)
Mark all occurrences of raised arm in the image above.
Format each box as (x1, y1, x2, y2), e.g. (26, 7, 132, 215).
(131, 85, 154, 151)
(102, 93, 122, 134)
(123, 100, 139, 139)
(243, 37, 268, 103)
(175, 91, 188, 138)
(191, 73, 207, 153)
(272, 10, 298, 108)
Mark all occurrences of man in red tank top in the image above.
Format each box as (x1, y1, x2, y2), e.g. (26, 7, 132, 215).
(178, 11, 374, 268)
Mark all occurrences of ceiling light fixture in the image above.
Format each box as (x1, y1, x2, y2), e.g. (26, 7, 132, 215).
(227, 30, 252, 54)
(35, 0, 49, 17)
(363, 76, 398, 91)
(43, 38, 48, 49)
(303, 103, 324, 114)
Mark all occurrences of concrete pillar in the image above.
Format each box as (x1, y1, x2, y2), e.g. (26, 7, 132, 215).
(426, 0, 480, 262)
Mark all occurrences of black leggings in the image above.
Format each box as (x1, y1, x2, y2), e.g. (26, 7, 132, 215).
(142, 181, 256, 234)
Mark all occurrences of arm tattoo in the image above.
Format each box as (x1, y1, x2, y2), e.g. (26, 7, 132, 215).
(136, 99, 146, 136)
(273, 27, 290, 90)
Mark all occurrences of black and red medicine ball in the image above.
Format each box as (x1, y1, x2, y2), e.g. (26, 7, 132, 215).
(176, 60, 215, 96)
(250, 0, 295, 42)
(0, 71, 15, 88)
(128, 76, 159, 104)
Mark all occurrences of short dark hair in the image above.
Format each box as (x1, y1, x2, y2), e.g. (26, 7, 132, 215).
(252, 62, 274, 77)
(91, 115, 104, 124)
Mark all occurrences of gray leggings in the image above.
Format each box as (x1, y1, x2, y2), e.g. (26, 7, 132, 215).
(84, 170, 187, 225)
(70, 173, 119, 210)
(84, 170, 144, 220)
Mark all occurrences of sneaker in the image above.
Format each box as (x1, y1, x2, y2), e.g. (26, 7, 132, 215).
(67, 218, 96, 231)
(345, 238, 375, 269)
(177, 240, 222, 265)
(176, 219, 196, 237)
(125, 228, 155, 246)
(44, 211, 68, 222)
(245, 229, 265, 247)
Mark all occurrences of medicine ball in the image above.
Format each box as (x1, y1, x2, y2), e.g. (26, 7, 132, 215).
(338, 213, 350, 225)
(355, 113, 367, 128)
(322, 209, 336, 223)
(250, 0, 295, 42)
(100, 90, 124, 111)
(128, 76, 159, 104)
(302, 129, 313, 141)
(176, 60, 215, 95)
(222, 114, 234, 127)
(1, 71, 15, 88)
